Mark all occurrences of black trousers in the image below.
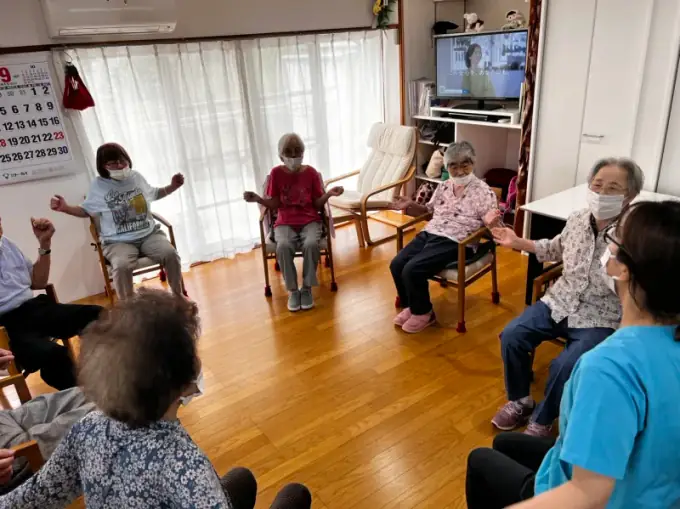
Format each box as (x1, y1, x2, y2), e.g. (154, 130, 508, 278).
(221, 467, 311, 509)
(390, 231, 471, 315)
(466, 433, 556, 509)
(0, 295, 103, 390)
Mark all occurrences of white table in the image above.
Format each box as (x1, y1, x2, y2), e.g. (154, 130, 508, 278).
(520, 184, 678, 303)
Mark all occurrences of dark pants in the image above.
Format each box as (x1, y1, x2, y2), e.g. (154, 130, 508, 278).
(466, 433, 555, 509)
(500, 301, 614, 425)
(0, 295, 103, 390)
(390, 231, 471, 315)
(221, 467, 311, 509)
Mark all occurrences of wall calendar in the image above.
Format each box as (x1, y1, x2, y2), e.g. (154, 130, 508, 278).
(0, 58, 76, 186)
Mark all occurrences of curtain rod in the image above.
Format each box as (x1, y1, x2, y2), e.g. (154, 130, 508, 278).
(0, 24, 399, 55)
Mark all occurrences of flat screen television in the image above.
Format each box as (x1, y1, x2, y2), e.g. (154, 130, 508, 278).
(435, 29, 528, 110)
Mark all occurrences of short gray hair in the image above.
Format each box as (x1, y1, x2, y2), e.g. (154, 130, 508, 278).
(587, 157, 645, 197)
(444, 141, 476, 167)
(278, 133, 305, 157)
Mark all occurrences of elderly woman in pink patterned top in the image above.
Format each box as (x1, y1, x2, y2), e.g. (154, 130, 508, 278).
(389, 141, 500, 333)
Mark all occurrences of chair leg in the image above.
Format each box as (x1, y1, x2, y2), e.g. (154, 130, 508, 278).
(354, 218, 366, 248)
(360, 215, 375, 246)
(327, 250, 338, 292)
(105, 279, 115, 307)
(456, 283, 466, 333)
(491, 253, 500, 304)
(262, 249, 272, 298)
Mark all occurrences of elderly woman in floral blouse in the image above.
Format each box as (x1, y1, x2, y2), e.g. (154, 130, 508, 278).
(490, 157, 644, 438)
(389, 141, 500, 334)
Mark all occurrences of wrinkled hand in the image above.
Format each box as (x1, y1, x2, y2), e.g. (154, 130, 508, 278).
(0, 349, 14, 371)
(243, 191, 259, 203)
(31, 217, 55, 247)
(328, 186, 344, 197)
(491, 226, 519, 248)
(389, 196, 412, 211)
(0, 449, 14, 486)
(50, 194, 68, 213)
(171, 173, 185, 190)
(484, 209, 501, 228)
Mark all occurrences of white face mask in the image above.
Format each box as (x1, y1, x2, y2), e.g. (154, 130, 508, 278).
(282, 157, 303, 172)
(587, 189, 625, 221)
(600, 246, 621, 294)
(179, 371, 205, 406)
(451, 173, 475, 186)
(109, 167, 131, 181)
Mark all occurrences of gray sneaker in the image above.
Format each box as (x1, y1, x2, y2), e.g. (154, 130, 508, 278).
(300, 287, 314, 310)
(288, 290, 301, 312)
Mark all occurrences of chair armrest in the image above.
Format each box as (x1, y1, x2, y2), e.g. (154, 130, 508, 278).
(44, 284, 58, 303)
(325, 170, 360, 186)
(360, 166, 416, 214)
(11, 440, 44, 473)
(395, 213, 432, 251)
(459, 227, 492, 247)
(152, 212, 172, 229)
(532, 263, 564, 304)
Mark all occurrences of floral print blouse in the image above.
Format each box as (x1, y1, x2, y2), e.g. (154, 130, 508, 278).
(424, 177, 498, 242)
(535, 209, 621, 330)
(0, 411, 232, 509)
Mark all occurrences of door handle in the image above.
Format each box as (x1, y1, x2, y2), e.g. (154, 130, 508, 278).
(582, 133, 605, 139)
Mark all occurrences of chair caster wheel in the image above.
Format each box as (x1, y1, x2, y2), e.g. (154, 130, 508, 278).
(159, 268, 167, 282)
(395, 296, 402, 308)
(264, 286, 272, 297)
(274, 262, 281, 272)
(330, 282, 338, 292)
(492, 292, 500, 304)
(456, 321, 467, 333)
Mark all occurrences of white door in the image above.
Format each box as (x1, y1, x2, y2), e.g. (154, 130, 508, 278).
(575, 0, 654, 183)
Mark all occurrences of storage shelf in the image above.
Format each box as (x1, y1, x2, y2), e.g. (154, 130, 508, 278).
(415, 172, 445, 185)
(419, 139, 451, 147)
(414, 114, 522, 130)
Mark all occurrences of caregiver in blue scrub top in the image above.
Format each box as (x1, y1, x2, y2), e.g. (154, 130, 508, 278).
(466, 200, 680, 509)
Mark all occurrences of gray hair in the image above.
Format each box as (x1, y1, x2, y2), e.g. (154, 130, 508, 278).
(588, 157, 645, 197)
(444, 141, 476, 167)
(278, 133, 305, 157)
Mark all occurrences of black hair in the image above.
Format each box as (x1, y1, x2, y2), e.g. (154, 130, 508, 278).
(615, 201, 680, 340)
(79, 289, 200, 427)
(96, 143, 133, 179)
(465, 44, 482, 69)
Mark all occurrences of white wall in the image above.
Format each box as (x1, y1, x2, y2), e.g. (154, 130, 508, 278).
(529, 0, 680, 201)
(402, 0, 436, 118)
(0, 0, 374, 48)
(657, 54, 680, 196)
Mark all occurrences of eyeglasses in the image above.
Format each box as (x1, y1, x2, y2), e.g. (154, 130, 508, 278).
(590, 183, 628, 196)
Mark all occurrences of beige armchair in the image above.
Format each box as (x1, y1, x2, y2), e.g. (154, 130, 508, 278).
(326, 123, 417, 247)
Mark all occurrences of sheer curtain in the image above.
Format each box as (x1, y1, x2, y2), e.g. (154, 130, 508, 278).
(63, 30, 396, 265)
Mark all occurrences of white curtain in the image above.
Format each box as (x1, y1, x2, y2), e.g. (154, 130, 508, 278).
(63, 30, 397, 265)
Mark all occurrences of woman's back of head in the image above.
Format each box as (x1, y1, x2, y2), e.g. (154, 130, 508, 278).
(616, 200, 680, 337)
(79, 289, 200, 427)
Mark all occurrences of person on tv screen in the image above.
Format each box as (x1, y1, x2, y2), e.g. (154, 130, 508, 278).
(462, 43, 496, 98)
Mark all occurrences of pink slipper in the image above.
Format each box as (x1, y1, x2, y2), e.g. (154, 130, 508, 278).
(402, 312, 436, 333)
(393, 308, 412, 327)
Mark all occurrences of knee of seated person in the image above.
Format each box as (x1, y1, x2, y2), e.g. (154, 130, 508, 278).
(277, 483, 312, 505)
(276, 238, 295, 251)
(467, 447, 494, 470)
(160, 245, 181, 265)
(222, 467, 257, 494)
(302, 237, 319, 251)
(111, 258, 136, 273)
(499, 317, 526, 350)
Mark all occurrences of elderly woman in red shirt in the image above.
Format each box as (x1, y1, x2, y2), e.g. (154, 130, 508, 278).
(389, 141, 500, 333)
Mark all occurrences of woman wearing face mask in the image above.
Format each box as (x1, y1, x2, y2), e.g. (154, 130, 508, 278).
(466, 200, 680, 509)
(0, 289, 313, 509)
(489, 158, 644, 437)
(50, 143, 185, 300)
(389, 141, 500, 333)
(243, 133, 344, 312)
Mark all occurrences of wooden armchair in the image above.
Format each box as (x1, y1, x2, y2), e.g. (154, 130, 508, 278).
(11, 440, 44, 473)
(395, 215, 500, 333)
(326, 123, 417, 247)
(532, 262, 566, 346)
(89, 213, 187, 305)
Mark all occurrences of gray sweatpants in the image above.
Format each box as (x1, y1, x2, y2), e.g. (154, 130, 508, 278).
(274, 222, 322, 292)
(102, 230, 182, 300)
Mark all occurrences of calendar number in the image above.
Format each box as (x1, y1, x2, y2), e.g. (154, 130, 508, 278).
(0, 68, 10, 83)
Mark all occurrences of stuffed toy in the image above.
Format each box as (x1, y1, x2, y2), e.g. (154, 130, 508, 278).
(463, 13, 485, 33)
(501, 10, 527, 30)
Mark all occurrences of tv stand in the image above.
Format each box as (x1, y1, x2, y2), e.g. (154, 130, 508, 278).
(455, 100, 502, 111)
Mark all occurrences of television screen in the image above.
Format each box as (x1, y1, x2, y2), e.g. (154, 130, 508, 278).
(435, 30, 528, 100)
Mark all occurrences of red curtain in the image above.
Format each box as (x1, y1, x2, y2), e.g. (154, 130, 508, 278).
(513, 0, 543, 236)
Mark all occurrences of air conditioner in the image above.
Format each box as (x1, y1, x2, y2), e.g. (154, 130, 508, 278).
(42, 0, 178, 38)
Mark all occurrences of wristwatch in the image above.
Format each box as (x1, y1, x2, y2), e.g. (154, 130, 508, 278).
(38, 247, 51, 256)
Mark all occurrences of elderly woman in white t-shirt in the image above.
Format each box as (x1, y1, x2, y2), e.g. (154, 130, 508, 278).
(50, 143, 184, 300)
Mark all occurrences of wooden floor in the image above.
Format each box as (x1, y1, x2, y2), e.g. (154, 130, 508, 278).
(25, 222, 561, 509)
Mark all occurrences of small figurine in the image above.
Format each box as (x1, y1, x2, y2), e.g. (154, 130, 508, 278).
(501, 10, 527, 30)
(463, 13, 485, 33)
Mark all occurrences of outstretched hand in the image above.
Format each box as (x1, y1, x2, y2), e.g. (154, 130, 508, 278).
(31, 217, 55, 247)
(389, 196, 412, 211)
(243, 191, 260, 203)
(50, 194, 68, 213)
(171, 173, 185, 190)
(0, 449, 14, 486)
(491, 227, 519, 248)
(327, 186, 344, 197)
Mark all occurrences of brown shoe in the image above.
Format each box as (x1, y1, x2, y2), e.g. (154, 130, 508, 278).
(491, 400, 534, 431)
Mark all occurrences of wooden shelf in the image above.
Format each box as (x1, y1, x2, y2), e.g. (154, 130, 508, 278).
(415, 172, 445, 185)
(419, 139, 451, 147)
(413, 114, 522, 130)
